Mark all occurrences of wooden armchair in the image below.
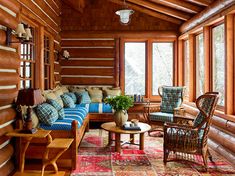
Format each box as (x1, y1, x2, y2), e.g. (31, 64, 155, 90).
(163, 92, 219, 170)
(144, 86, 185, 136)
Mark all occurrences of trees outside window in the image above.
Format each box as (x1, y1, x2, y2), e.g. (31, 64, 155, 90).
(212, 24, 225, 106)
(196, 33, 205, 98)
(152, 42, 173, 95)
(124, 42, 146, 95)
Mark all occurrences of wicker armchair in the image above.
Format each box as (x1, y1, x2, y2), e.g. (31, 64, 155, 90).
(144, 86, 185, 136)
(163, 92, 219, 170)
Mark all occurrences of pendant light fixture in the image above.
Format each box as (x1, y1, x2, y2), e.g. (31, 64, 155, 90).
(115, 0, 134, 25)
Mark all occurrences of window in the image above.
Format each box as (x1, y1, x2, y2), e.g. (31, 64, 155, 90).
(44, 35, 51, 90)
(20, 27, 35, 89)
(124, 42, 146, 95)
(196, 33, 205, 97)
(184, 40, 190, 97)
(212, 24, 225, 106)
(152, 42, 173, 95)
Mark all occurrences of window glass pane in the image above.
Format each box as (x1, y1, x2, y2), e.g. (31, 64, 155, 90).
(20, 81, 24, 89)
(25, 80, 31, 88)
(212, 24, 225, 106)
(152, 42, 173, 95)
(196, 33, 205, 97)
(184, 40, 190, 97)
(25, 64, 31, 78)
(125, 42, 146, 95)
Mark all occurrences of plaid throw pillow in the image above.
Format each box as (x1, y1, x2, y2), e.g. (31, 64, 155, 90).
(78, 91, 91, 104)
(36, 103, 58, 126)
(47, 99, 65, 120)
(61, 94, 76, 108)
(64, 92, 77, 104)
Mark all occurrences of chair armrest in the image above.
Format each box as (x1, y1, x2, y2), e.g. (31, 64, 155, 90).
(173, 115, 194, 125)
(173, 107, 185, 116)
(164, 122, 197, 131)
(144, 104, 160, 113)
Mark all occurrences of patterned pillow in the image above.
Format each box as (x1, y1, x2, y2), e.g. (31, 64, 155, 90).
(64, 92, 77, 104)
(74, 92, 82, 104)
(36, 103, 58, 126)
(61, 94, 76, 108)
(103, 88, 121, 98)
(69, 86, 86, 93)
(160, 87, 184, 113)
(78, 91, 91, 104)
(61, 86, 69, 93)
(47, 99, 65, 120)
(45, 92, 64, 107)
(88, 89, 103, 103)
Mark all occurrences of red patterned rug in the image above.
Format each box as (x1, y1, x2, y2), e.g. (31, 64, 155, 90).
(71, 129, 235, 176)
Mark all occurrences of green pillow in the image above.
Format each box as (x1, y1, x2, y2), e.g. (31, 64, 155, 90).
(47, 99, 65, 120)
(36, 103, 58, 126)
(61, 94, 76, 108)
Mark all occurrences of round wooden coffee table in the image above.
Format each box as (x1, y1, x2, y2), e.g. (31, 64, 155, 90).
(101, 122, 151, 152)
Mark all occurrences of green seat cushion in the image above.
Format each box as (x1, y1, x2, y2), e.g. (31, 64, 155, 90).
(36, 103, 58, 126)
(149, 112, 173, 122)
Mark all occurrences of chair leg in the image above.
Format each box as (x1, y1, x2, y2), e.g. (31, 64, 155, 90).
(208, 150, 213, 162)
(202, 150, 208, 171)
(163, 149, 169, 164)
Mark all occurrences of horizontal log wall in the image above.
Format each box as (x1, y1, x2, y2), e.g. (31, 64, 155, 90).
(0, 1, 20, 175)
(61, 38, 118, 86)
(182, 103, 235, 166)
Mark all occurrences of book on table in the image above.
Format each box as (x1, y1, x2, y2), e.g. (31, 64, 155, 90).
(122, 123, 141, 130)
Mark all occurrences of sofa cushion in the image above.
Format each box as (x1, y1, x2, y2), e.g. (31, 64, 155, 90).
(39, 107, 88, 130)
(88, 89, 103, 103)
(61, 94, 76, 108)
(103, 87, 121, 98)
(36, 103, 58, 126)
(47, 99, 65, 120)
(65, 92, 77, 104)
(78, 103, 113, 113)
(149, 112, 173, 122)
(45, 91, 64, 107)
(78, 91, 91, 104)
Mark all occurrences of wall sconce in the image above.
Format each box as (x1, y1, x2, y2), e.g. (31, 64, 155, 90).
(57, 50, 70, 60)
(6, 23, 32, 46)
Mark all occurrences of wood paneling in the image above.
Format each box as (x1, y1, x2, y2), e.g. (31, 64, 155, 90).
(61, 68, 114, 76)
(60, 60, 114, 67)
(62, 77, 115, 85)
(67, 48, 115, 58)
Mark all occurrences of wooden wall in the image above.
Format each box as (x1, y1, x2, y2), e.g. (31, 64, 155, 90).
(0, 0, 61, 175)
(60, 0, 179, 87)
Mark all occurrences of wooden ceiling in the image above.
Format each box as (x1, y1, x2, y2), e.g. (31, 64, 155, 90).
(63, 0, 216, 24)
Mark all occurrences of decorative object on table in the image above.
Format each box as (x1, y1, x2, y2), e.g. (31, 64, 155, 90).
(115, 0, 134, 25)
(16, 88, 44, 133)
(123, 122, 141, 130)
(104, 95, 133, 127)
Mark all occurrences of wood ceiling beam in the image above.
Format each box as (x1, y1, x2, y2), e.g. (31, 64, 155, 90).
(186, 0, 213, 6)
(126, 0, 191, 21)
(152, 0, 203, 14)
(62, 0, 85, 13)
(109, 0, 183, 24)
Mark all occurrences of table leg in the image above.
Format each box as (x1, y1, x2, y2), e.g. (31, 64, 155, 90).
(115, 133, 121, 152)
(108, 132, 112, 145)
(20, 137, 32, 173)
(130, 134, 135, 144)
(139, 133, 144, 150)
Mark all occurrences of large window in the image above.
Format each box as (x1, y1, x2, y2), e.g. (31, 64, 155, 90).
(212, 24, 225, 106)
(184, 40, 190, 97)
(124, 42, 146, 95)
(20, 27, 35, 89)
(44, 35, 51, 90)
(196, 33, 205, 97)
(152, 42, 173, 95)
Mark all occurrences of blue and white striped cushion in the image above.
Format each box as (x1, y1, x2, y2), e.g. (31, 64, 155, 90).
(39, 107, 88, 130)
(77, 103, 113, 113)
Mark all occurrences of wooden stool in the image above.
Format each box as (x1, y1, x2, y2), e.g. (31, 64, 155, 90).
(41, 138, 74, 176)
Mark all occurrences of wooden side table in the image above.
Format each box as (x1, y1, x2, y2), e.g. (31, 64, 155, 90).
(6, 130, 52, 174)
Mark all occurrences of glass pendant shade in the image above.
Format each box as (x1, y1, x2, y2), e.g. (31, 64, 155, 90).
(116, 9, 134, 25)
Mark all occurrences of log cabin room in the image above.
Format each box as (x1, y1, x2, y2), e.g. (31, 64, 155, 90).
(0, 0, 235, 175)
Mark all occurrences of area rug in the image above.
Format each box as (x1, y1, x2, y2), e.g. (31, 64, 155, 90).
(71, 129, 235, 176)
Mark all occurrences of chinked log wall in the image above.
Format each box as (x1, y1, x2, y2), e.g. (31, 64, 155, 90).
(60, 33, 120, 87)
(0, 0, 61, 175)
(0, 1, 20, 175)
(182, 104, 235, 166)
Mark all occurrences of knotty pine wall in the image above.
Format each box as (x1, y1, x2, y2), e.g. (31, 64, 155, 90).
(60, 0, 179, 87)
(0, 0, 61, 175)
